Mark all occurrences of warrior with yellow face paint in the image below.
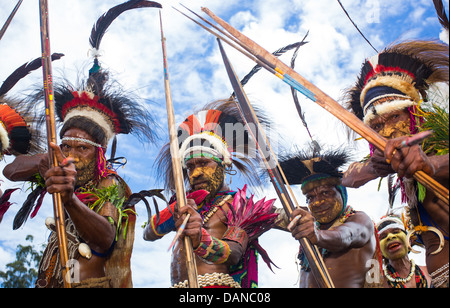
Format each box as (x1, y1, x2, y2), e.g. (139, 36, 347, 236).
(376, 216, 430, 288)
(278, 147, 377, 288)
(342, 40, 449, 288)
(145, 100, 278, 288)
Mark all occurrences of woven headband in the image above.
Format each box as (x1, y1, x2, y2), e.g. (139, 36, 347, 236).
(377, 217, 406, 235)
(61, 137, 103, 148)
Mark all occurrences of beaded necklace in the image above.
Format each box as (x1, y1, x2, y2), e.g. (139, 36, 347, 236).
(199, 191, 235, 224)
(316, 204, 355, 229)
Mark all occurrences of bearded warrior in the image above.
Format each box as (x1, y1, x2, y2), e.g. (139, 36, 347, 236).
(145, 100, 278, 288)
(3, 0, 161, 288)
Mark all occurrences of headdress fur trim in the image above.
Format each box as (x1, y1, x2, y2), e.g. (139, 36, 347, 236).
(61, 91, 118, 142)
(363, 98, 417, 124)
(179, 132, 232, 167)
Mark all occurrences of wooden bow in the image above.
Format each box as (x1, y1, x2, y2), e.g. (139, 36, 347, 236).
(180, 6, 449, 207)
(0, 0, 23, 41)
(217, 38, 335, 288)
(39, 0, 71, 288)
(159, 11, 199, 288)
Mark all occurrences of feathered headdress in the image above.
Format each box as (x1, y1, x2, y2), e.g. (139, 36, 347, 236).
(345, 40, 449, 124)
(0, 53, 63, 224)
(0, 53, 63, 157)
(376, 215, 407, 241)
(49, 0, 162, 149)
(278, 146, 351, 195)
(156, 99, 267, 191)
(0, 102, 32, 157)
(5, 1, 162, 230)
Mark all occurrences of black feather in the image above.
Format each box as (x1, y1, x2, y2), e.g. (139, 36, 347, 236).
(123, 189, 167, 208)
(278, 154, 310, 185)
(8, 126, 32, 154)
(13, 186, 45, 230)
(0, 53, 64, 97)
(50, 78, 159, 146)
(237, 38, 308, 91)
(288, 32, 319, 152)
(387, 174, 400, 215)
(123, 189, 166, 225)
(87, 1, 161, 95)
(89, 0, 162, 50)
(278, 147, 351, 185)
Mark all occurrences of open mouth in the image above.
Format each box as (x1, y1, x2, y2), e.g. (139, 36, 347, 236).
(387, 241, 402, 252)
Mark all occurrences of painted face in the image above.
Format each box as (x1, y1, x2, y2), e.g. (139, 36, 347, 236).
(60, 128, 98, 187)
(368, 109, 412, 139)
(379, 228, 409, 260)
(186, 157, 225, 196)
(305, 185, 343, 224)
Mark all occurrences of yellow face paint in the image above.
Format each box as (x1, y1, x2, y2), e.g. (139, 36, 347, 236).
(187, 158, 225, 198)
(61, 128, 98, 187)
(379, 229, 409, 260)
(74, 158, 96, 187)
(306, 186, 344, 224)
(369, 109, 412, 139)
(189, 165, 215, 183)
(379, 120, 411, 139)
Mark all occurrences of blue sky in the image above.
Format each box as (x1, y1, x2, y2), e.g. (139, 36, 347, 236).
(0, 0, 448, 288)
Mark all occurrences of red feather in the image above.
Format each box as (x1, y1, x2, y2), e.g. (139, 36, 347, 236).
(0, 188, 19, 223)
(227, 185, 278, 242)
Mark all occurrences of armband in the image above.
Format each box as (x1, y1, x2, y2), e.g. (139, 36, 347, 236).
(146, 190, 209, 238)
(91, 240, 116, 258)
(150, 214, 167, 237)
(149, 202, 176, 237)
(194, 228, 231, 264)
(222, 226, 248, 249)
